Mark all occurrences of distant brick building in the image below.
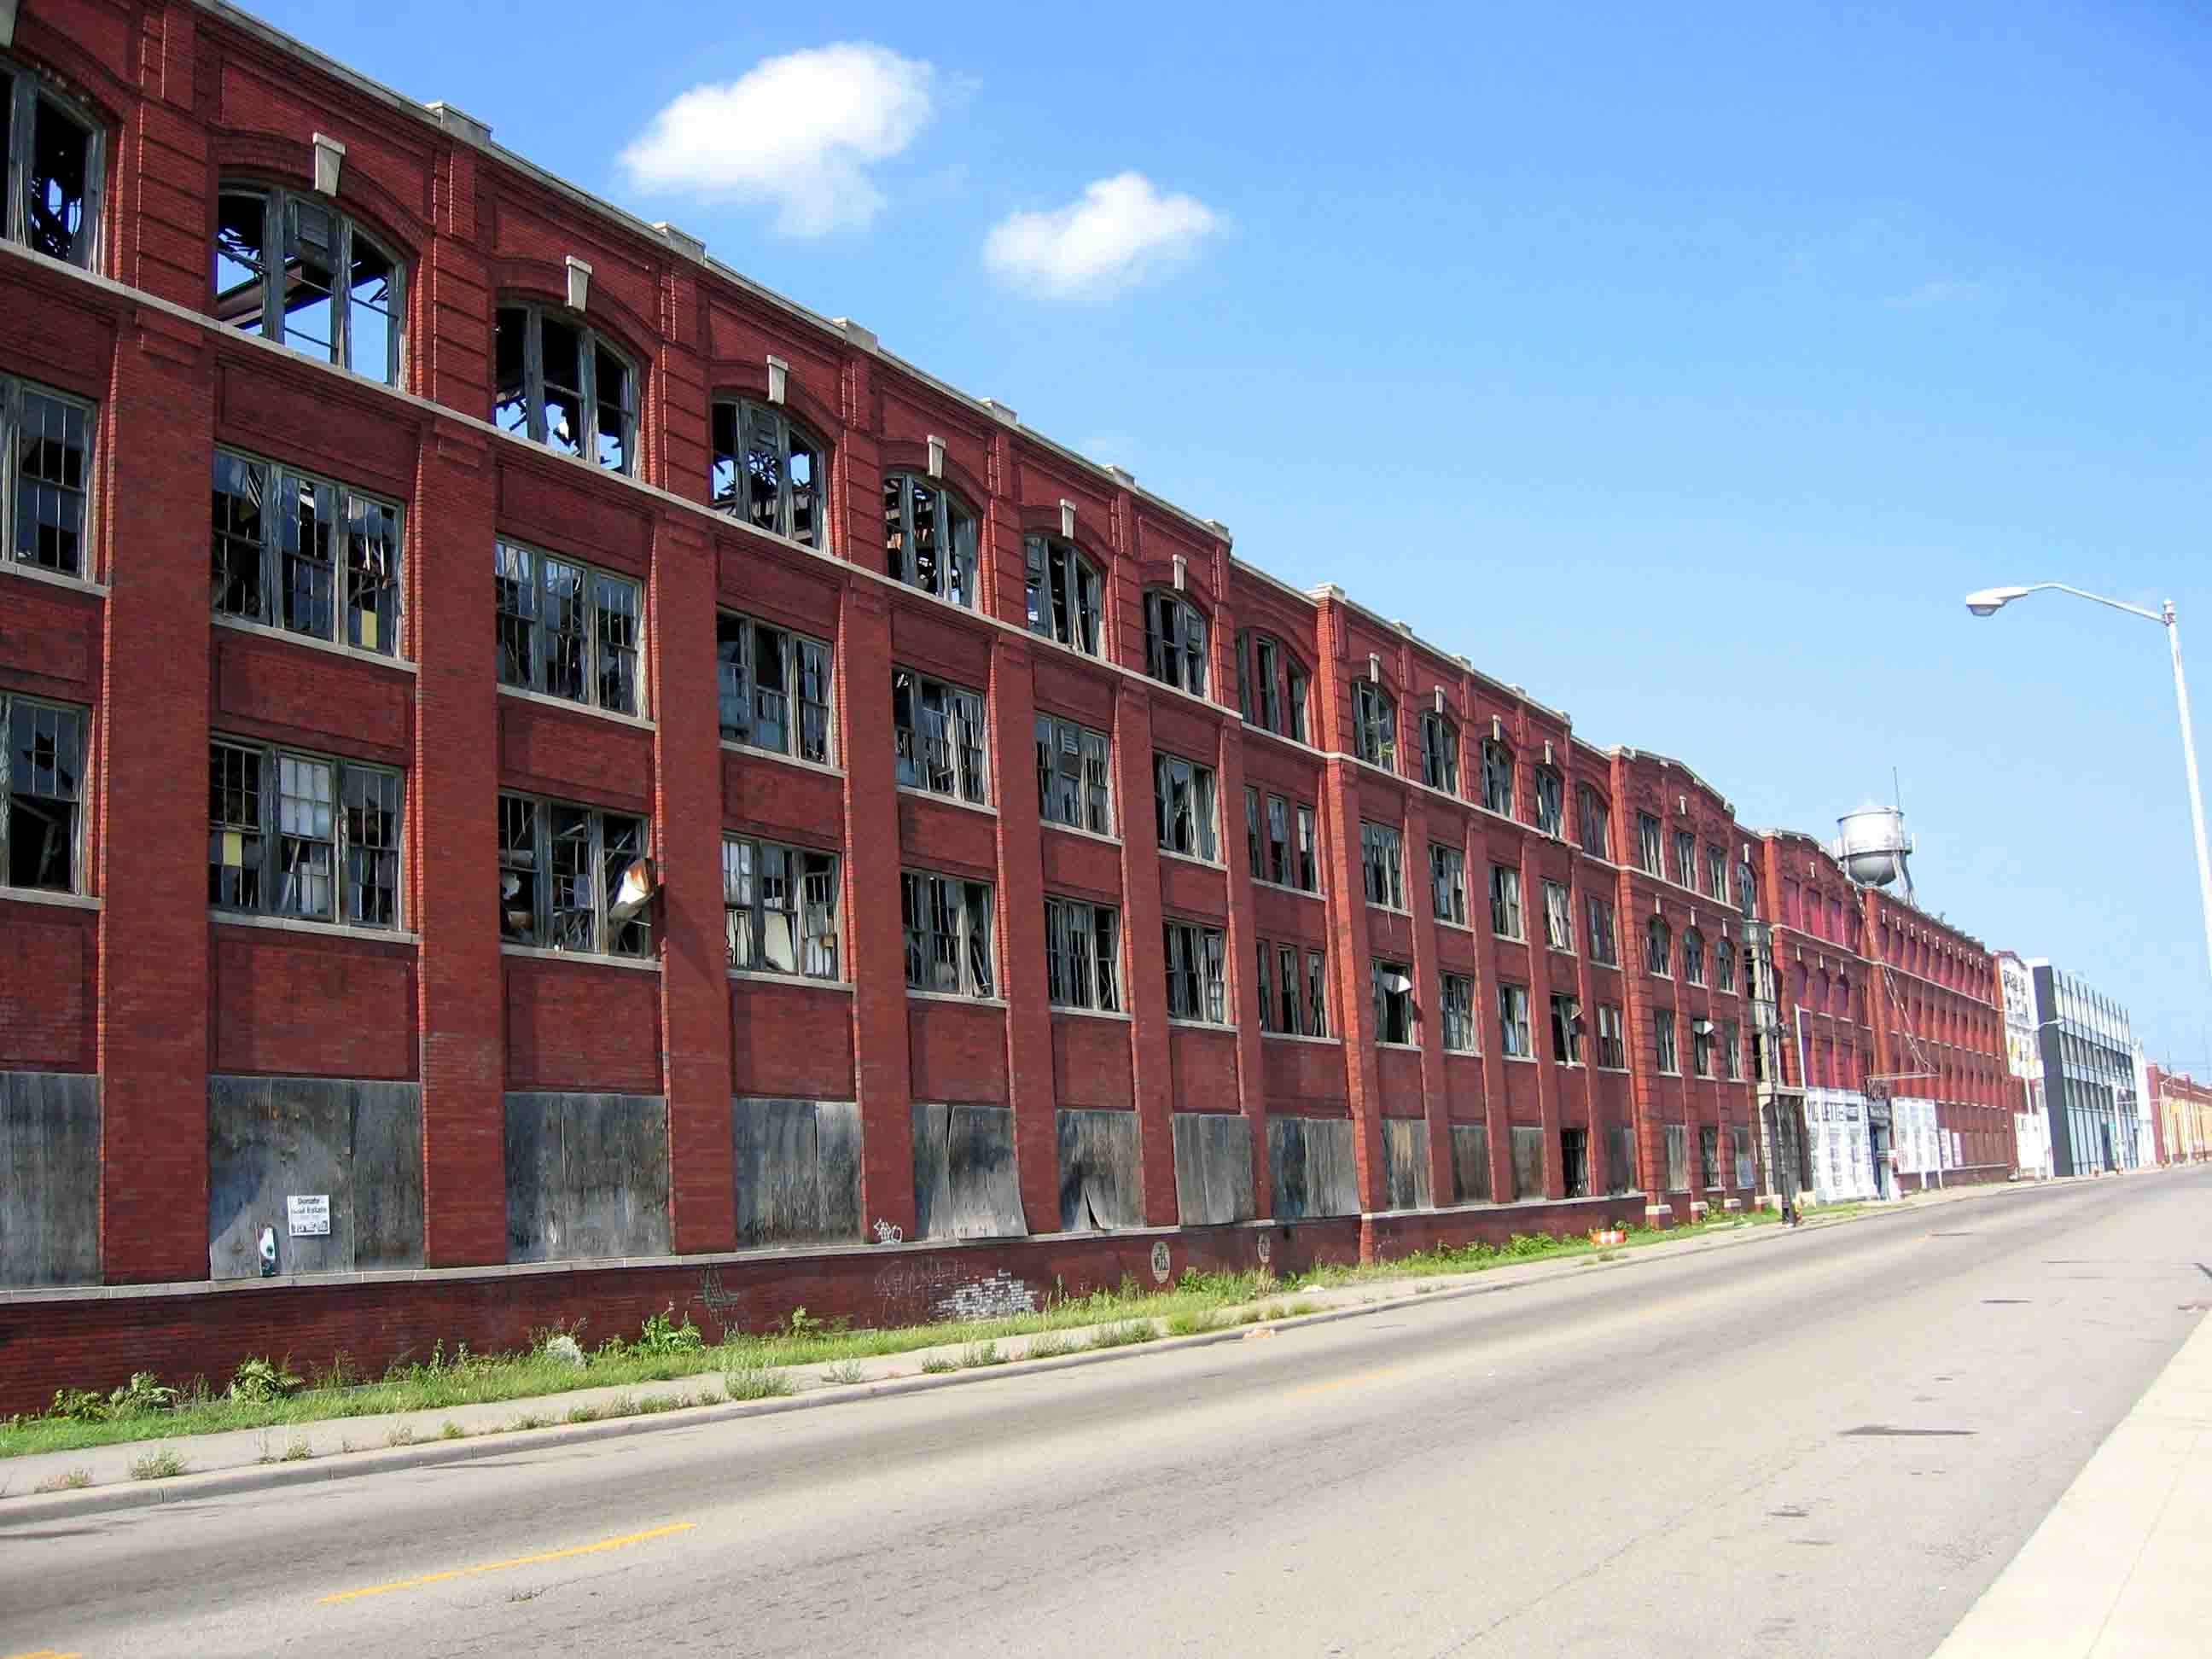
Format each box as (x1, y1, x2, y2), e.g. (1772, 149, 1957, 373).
(0, 0, 2051, 1407)
(2145, 1065, 2212, 1162)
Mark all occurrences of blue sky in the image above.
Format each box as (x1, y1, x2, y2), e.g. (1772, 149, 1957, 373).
(257, 0, 2211, 1069)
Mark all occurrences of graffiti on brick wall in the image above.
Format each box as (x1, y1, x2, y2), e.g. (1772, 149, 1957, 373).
(872, 1258, 1036, 1322)
(872, 1219, 904, 1243)
(694, 1266, 744, 1338)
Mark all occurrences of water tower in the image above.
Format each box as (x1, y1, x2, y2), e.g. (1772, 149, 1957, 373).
(1833, 804, 1915, 901)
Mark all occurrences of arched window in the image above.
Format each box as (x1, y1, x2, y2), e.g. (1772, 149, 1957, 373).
(3, 62, 102, 267)
(1419, 708, 1458, 791)
(214, 185, 404, 383)
(1645, 915, 1672, 976)
(1532, 765, 1564, 836)
(1234, 632, 1308, 741)
(1712, 936, 1736, 990)
(1833, 975, 1851, 1017)
(1352, 680, 1395, 768)
(882, 472, 976, 606)
(1575, 783, 1611, 859)
(1480, 739, 1514, 815)
(1683, 927, 1707, 985)
(713, 399, 825, 546)
(1024, 535, 1101, 655)
(1144, 591, 1208, 694)
(495, 305, 637, 474)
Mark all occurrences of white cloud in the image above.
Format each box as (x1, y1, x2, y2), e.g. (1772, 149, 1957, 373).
(984, 173, 1219, 298)
(620, 44, 934, 237)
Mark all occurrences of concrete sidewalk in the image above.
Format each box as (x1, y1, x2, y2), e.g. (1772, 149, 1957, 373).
(1933, 1272, 2212, 1657)
(0, 1173, 2058, 1521)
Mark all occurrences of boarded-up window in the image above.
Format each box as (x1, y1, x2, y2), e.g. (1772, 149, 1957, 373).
(1452, 1125, 1491, 1203)
(1604, 1125, 1634, 1195)
(1510, 1125, 1545, 1200)
(1700, 1126, 1721, 1190)
(1732, 1125, 1755, 1190)
(1665, 1124, 1689, 1192)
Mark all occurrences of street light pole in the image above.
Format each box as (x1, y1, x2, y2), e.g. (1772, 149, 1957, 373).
(1966, 585, 2212, 993)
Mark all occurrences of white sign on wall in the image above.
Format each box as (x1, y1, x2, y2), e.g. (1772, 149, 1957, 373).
(287, 1195, 331, 1237)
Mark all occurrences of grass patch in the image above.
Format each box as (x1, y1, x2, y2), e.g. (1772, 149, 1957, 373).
(439, 1420, 465, 1441)
(128, 1448, 189, 1481)
(1023, 1333, 1076, 1359)
(1090, 1320, 1157, 1350)
(1163, 1310, 1224, 1337)
(33, 1467, 90, 1493)
(724, 1365, 795, 1401)
(282, 1435, 313, 1461)
(958, 1342, 1007, 1369)
(919, 1355, 958, 1375)
(819, 1360, 869, 1386)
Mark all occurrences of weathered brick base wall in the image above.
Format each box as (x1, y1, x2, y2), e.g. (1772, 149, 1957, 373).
(0, 1197, 1632, 1414)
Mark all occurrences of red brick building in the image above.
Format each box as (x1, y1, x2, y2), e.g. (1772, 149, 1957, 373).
(0, 0, 2014, 1407)
(1860, 892, 2011, 1187)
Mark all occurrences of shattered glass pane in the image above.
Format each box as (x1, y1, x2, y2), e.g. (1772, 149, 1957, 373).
(26, 96, 94, 265)
(493, 541, 535, 688)
(282, 200, 337, 362)
(594, 573, 640, 713)
(348, 232, 398, 383)
(882, 473, 909, 582)
(539, 558, 587, 702)
(214, 192, 269, 335)
(346, 493, 399, 654)
(743, 405, 784, 534)
(6, 701, 82, 890)
(603, 814, 649, 957)
(718, 614, 753, 743)
(593, 344, 630, 472)
(710, 403, 740, 509)
(539, 320, 582, 456)
(947, 499, 977, 608)
(211, 453, 267, 620)
(276, 753, 335, 918)
(342, 766, 401, 927)
(759, 843, 795, 971)
(208, 742, 264, 909)
(15, 389, 89, 574)
(548, 805, 594, 950)
(493, 309, 529, 434)
(750, 621, 787, 753)
(279, 473, 336, 640)
(788, 433, 818, 545)
(796, 638, 831, 763)
(801, 853, 838, 978)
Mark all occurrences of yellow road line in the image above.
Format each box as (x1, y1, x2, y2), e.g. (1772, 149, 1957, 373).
(1288, 1365, 1404, 1399)
(319, 1522, 696, 1605)
(5, 1649, 84, 1657)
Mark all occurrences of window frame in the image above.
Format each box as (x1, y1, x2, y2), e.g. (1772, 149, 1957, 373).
(1683, 926, 1708, 987)
(1654, 1009, 1679, 1074)
(717, 611, 833, 763)
(1164, 917, 1228, 1023)
(882, 470, 977, 606)
(1352, 681, 1397, 769)
(1441, 972, 1478, 1053)
(212, 448, 405, 656)
(1673, 829, 1697, 889)
(1429, 841, 1467, 924)
(1645, 914, 1673, 976)
(498, 791, 650, 958)
(901, 869, 997, 998)
(1587, 896, 1620, 965)
(711, 395, 829, 548)
(209, 736, 405, 931)
(894, 667, 991, 806)
(1360, 820, 1406, 910)
(1550, 992, 1584, 1065)
(1487, 862, 1524, 940)
(2, 690, 87, 894)
(1479, 739, 1515, 816)
(1532, 766, 1564, 836)
(1045, 894, 1122, 1014)
(1371, 958, 1417, 1045)
(1575, 783, 1611, 859)
(722, 835, 841, 981)
(212, 182, 405, 384)
(494, 303, 638, 475)
(1234, 631, 1309, 741)
(494, 538, 643, 715)
(1497, 982, 1532, 1057)
(1153, 750, 1220, 862)
(1541, 878, 1574, 952)
(1023, 533, 1103, 657)
(1036, 713, 1113, 835)
(2, 63, 103, 269)
(1143, 590, 1209, 696)
(2, 371, 96, 579)
(1419, 709, 1459, 793)
(1595, 1003, 1627, 1069)
(1637, 812, 1663, 876)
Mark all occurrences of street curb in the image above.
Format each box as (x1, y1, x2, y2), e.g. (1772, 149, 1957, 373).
(0, 1173, 2076, 1527)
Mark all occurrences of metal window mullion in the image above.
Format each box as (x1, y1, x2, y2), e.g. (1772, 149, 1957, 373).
(586, 808, 608, 952)
(330, 214, 352, 371)
(255, 741, 280, 916)
(0, 375, 15, 556)
(524, 310, 545, 445)
(263, 188, 289, 347)
(531, 794, 552, 946)
(259, 467, 283, 626)
(578, 334, 599, 463)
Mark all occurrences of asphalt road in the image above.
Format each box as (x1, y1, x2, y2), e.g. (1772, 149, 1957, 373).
(6, 1169, 2208, 1658)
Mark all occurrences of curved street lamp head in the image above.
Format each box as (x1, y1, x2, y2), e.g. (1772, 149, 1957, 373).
(1965, 585, 2034, 617)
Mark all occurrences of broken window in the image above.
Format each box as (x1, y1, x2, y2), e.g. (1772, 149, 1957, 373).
(719, 612, 832, 762)
(893, 668, 989, 804)
(1296, 805, 1318, 892)
(1275, 942, 1302, 1034)
(723, 836, 839, 979)
(1691, 1018, 1715, 1077)
(1429, 842, 1466, 924)
(1420, 710, 1458, 793)
(1705, 843, 1727, 900)
(1595, 1003, 1627, 1069)
(1551, 994, 1583, 1065)
(1035, 713, 1111, 835)
(1162, 919, 1226, 1022)
(1636, 812, 1662, 876)
(1153, 751, 1219, 861)
(1587, 896, 1619, 964)
(495, 306, 637, 474)
(1673, 830, 1697, 889)
(1359, 820, 1404, 909)
(1496, 982, 1531, 1057)
(208, 450, 403, 654)
(1541, 879, 1574, 952)
(1721, 1017, 1743, 1080)
(1479, 739, 1514, 816)
(1645, 914, 1673, 976)
(1699, 1126, 1720, 1190)
(498, 791, 649, 957)
(1142, 591, 1208, 696)
(494, 539, 641, 713)
(713, 398, 825, 545)
(1683, 926, 1707, 986)
(1244, 785, 1261, 878)
(1441, 973, 1476, 1053)
(1487, 863, 1523, 940)
(209, 738, 402, 928)
(1713, 936, 1736, 989)
(1045, 896, 1121, 1013)
(1533, 766, 1564, 837)
(2, 693, 84, 891)
(1575, 783, 1610, 859)
(1352, 680, 1395, 768)
(901, 870, 995, 998)
(1306, 948, 1330, 1038)
(3, 65, 102, 267)
(1232, 632, 1308, 740)
(3, 373, 93, 577)
(1655, 1010, 1679, 1074)
(212, 185, 404, 383)
(1266, 795, 1292, 887)
(1561, 1128, 1590, 1198)
(882, 472, 975, 605)
(1371, 958, 1417, 1045)
(1022, 534, 1101, 656)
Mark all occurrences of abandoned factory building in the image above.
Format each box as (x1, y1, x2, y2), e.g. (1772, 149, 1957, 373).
(0, 0, 2021, 1406)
